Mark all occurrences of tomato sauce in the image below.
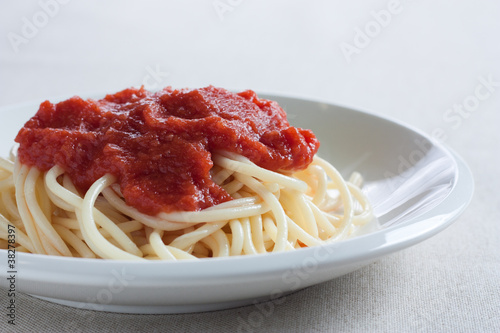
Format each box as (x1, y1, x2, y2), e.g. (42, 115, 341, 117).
(15, 86, 319, 215)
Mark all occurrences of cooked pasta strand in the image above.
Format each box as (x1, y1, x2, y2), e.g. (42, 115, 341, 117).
(0, 153, 374, 260)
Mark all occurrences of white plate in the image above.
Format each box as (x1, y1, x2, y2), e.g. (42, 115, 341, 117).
(0, 93, 474, 314)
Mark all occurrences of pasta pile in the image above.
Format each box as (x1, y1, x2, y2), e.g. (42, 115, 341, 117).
(0, 150, 373, 260)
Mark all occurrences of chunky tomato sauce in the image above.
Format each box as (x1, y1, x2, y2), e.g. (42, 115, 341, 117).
(16, 86, 319, 215)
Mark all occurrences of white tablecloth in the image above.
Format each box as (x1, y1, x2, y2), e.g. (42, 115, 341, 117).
(1, 1, 499, 332)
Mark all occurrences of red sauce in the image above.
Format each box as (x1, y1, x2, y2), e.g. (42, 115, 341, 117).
(15, 86, 319, 215)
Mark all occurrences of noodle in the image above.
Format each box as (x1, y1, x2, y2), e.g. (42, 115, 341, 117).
(0, 152, 373, 260)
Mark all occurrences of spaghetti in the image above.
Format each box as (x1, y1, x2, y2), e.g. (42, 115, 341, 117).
(0, 150, 373, 260)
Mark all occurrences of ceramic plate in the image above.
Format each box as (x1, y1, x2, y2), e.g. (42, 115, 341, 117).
(0, 92, 474, 314)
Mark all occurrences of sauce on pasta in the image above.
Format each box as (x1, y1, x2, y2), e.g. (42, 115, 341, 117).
(15, 86, 319, 215)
